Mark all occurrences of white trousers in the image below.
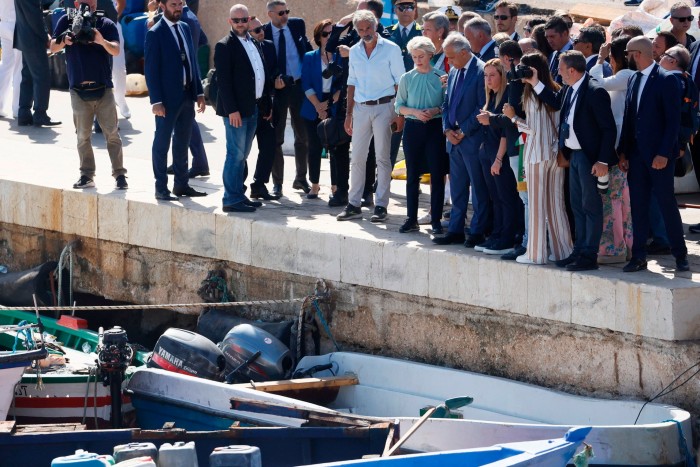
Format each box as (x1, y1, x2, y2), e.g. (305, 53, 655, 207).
(0, 35, 22, 117)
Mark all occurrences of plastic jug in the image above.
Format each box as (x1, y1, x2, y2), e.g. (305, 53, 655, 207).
(209, 445, 262, 467)
(51, 450, 114, 466)
(113, 443, 158, 463)
(157, 442, 198, 467)
(114, 457, 157, 467)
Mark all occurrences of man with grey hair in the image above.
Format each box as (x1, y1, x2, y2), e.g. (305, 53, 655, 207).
(433, 32, 487, 246)
(336, 9, 405, 222)
(518, 37, 537, 53)
(669, 2, 695, 48)
(464, 17, 497, 61)
(263, 0, 313, 198)
(421, 11, 449, 71)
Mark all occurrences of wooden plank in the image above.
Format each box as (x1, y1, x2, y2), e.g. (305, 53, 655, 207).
(234, 375, 359, 393)
(569, 4, 630, 25)
(0, 421, 15, 434)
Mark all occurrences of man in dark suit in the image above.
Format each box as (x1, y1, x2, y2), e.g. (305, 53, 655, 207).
(493, 1, 520, 42)
(327, 0, 389, 54)
(686, 19, 700, 233)
(144, 0, 206, 201)
(574, 27, 612, 77)
(215, 4, 271, 213)
(464, 17, 497, 61)
(618, 37, 689, 272)
(14, 0, 59, 126)
(387, 0, 422, 71)
(264, 0, 312, 197)
(528, 51, 617, 271)
(433, 33, 485, 246)
(544, 15, 573, 84)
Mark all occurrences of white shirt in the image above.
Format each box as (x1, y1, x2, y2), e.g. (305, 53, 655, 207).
(162, 16, 193, 86)
(399, 22, 415, 39)
(347, 35, 405, 103)
(236, 33, 265, 99)
(635, 62, 655, 109)
(562, 74, 585, 150)
(590, 65, 634, 146)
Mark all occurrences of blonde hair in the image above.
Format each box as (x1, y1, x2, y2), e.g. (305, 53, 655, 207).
(483, 58, 507, 110)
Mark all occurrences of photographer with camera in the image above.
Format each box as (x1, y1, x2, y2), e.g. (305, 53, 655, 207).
(50, 0, 128, 190)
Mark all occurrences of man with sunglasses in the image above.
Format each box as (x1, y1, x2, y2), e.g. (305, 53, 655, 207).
(388, 0, 422, 71)
(669, 2, 696, 48)
(493, 1, 519, 42)
(573, 26, 612, 76)
(263, 0, 313, 198)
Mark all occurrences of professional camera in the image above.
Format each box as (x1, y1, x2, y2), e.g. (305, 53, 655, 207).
(322, 61, 344, 79)
(507, 63, 533, 81)
(59, 3, 104, 45)
(278, 74, 295, 87)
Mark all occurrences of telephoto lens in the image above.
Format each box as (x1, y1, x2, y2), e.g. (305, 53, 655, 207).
(597, 174, 609, 194)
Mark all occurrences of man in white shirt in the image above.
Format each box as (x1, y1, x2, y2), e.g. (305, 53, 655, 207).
(0, 0, 22, 118)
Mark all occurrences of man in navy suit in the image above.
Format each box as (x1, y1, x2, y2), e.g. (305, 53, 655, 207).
(529, 51, 617, 271)
(687, 21, 700, 233)
(464, 17, 497, 62)
(144, 0, 206, 200)
(264, 0, 313, 197)
(433, 33, 485, 246)
(618, 37, 689, 272)
(544, 15, 573, 84)
(574, 27, 612, 77)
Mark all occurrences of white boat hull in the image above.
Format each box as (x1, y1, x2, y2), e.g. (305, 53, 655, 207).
(0, 364, 28, 421)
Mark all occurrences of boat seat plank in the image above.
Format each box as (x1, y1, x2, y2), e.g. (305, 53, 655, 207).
(568, 4, 629, 25)
(0, 421, 15, 434)
(15, 423, 85, 434)
(235, 375, 359, 393)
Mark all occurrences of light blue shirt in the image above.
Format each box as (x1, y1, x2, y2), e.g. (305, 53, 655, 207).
(271, 23, 301, 80)
(347, 35, 405, 103)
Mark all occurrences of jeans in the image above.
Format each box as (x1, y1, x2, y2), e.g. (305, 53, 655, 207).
(189, 120, 209, 172)
(222, 109, 258, 206)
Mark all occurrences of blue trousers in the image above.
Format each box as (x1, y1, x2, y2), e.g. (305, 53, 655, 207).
(569, 150, 604, 259)
(222, 109, 258, 206)
(189, 120, 209, 172)
(18, 47, 50, 119)
(465, 144, 491, 236)
(447, 142, 475, 235)
(152, 98, 194, 193)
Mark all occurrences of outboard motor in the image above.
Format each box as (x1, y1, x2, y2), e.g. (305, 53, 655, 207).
(219, 324, 293, 383)
(97, 326, 133, 428)
(148, 328, 226, 381)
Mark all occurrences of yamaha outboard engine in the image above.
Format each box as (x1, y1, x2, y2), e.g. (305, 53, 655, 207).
(148, 328, 227, 381)
(219, 324, 293, 383)
(97, 326, 133, 428)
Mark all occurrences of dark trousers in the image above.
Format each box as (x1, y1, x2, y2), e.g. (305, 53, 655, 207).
(481, 145, 521, 247)
(465, 143, 491, 236)
(189, 120, 209, 172)
(271, 81, 308, 185)
(18, 48, 50, 119)
(152, 97, 194, 193)
(447, 142, 474, 235)
(403, 118, 446, 226)
(252, 113, 276, 189)
(331, 141, 350, 196)
(569, 150, 603, 259)
(691, 136, 700, 189)
(304, 118, 323, 184)
(390, 129, 402, 168)
(628, 153, 687, 260)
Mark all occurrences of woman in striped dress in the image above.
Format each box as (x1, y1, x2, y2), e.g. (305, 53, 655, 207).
(503, 51, 573, 264)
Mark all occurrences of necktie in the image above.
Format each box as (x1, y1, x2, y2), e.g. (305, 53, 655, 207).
(278, 28, 287, 76)
(559, 87, 573, 149)
(173, 24, 192, 87)
(401, 27, 408, 43)
(550, 51, 559, 77)
(627, 71, 643, 142)
(448, 68, 466, 128)
(474, 51, 481, 59)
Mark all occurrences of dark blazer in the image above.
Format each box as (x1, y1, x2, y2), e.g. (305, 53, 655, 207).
(586, 55, 612, 77)
(476, 41, 497, 62)
(537, 73, 617, 166)
(326, 22, 388, 53)
(144, 18, 203, 108)
(263, 18, 312, 62)
(687, 40, 700, 78)
(260, 39, 278, 89)
(387, 22, 423, 71)
(618, 64, 681, 162)
(214, 31, 270, 119)
(13, 0, 47, 51)
(442, 57, 486, 152)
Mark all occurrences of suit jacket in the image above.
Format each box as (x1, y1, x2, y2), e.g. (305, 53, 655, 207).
(687, 40, 700, 78)
(13, 0, 47, 52)
(442, 57, 486, 152)
(537, 74, 617, 166)
(326, 22, 388, 53)
(586, 55, 612, 77)
(476, 40, 497, 62)
(214, 31, 270, 119)
(387, 22, 423, 71)
(260, 39, 278, 90)
(144, 18, 203, 109)
(300, 49, 340, 121)
(263, 17, 312, 64)
(618, 63, 681, 162)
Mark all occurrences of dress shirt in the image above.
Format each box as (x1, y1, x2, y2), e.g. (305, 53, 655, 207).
(399, 22, 415, 39)
(635, 62, 655, 109)
(476, 39, 495, 58)
(395, 67, 445, 120)
(236, 33, 265, 99)
(271, 23, 301, 80)
(563, 74, 584, 150)
(585, 55, 596, 68)
(162, 16, 193, 86)
(320, 62, 332, 93)
(347, 35, 405, 103)
(550, 41, 573, 68)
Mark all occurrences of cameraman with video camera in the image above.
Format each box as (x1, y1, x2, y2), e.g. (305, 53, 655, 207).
(50, 0, 128, 190)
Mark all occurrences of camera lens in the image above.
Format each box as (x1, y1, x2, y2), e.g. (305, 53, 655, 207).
(597, 174, 609, 194)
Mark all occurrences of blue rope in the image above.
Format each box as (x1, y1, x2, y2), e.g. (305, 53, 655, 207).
(311, 299, 340, 351)
(13, 320, 35, 353)
(664, 419, 696, 467)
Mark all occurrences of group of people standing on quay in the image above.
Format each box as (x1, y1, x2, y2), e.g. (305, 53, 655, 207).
(2, 0, 699, 274)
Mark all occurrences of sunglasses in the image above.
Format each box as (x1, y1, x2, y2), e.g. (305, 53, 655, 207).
(231, 17, 249, 24)
(493, 15, 510, 20)
(276, 9, 290, 16)
(661, 52, 678, 61)
(321, 31, 331, 38)
(523, 26, 532, 33)
(672, 15, 694, 22)
(396, 4, 415, 12)
(252, 26, 264, 34)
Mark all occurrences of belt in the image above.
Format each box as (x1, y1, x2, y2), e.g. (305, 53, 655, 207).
(360, 95, 394, 106)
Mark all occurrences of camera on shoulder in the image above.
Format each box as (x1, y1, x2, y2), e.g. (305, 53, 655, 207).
(58, 3, 105, 45)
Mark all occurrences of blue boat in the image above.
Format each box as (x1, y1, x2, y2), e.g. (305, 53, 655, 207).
(301, 427, 592, 467)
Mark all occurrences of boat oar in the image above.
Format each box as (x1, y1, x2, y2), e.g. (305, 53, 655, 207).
(382, 396, 473, 457)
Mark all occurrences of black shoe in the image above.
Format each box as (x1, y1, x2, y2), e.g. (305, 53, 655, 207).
(361, 194, 374, 208)
(337, 204, 362, 221)
(555, 253, 579, 268)
(646, 240, 671, 255)
(293, 179, 311, 193)
(676, 257, 690, 272)
(155, 190, 177, 200)
(166, 165, 174, 175)
(623, 257, 648, 272)
(370, 206, 387, 223)
(188, 168, 210, 178)
(243, 199, 263, 208)
(502, 245, 526, 260)
(17, 116, 33, 126)
(73, 175, 95, 189)
(251, 188, 280, 200)
(223, 202, 256, 213)
(566, 257, 599, 272)
(272, 184, 283, 198)
(328, 194, 348, 207)
(689, 223, 700, 234)
(33, 115, 61, 127)
(173, 186, 207, 197)
(432, 232, 465, 245)
(399, 219, 419, 233)
(623, 0, 642, 5)
(430, 224, 444, 235)
(115, 175, 128, 190)
(464, 234, 486, 248)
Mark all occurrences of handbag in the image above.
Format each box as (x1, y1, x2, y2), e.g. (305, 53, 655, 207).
(675, 143, 694, 177)
(317, 113, 351, 148)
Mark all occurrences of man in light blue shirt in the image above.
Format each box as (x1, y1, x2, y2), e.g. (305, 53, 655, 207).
(337, 9, 405, 223)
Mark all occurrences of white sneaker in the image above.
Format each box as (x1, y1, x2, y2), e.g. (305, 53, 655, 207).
(548, 254, 556, 262)
(516, 255, 536, 264)
(417, 213, 432, 225)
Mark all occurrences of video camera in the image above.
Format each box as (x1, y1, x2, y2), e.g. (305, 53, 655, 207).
(57, 3, 104, 45)
(506, 62, 533, 81)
